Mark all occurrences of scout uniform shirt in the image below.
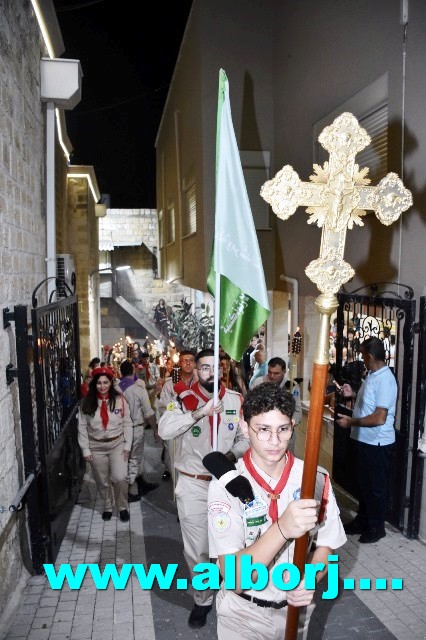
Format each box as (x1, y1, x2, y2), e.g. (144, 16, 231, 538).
(158, 386, 249, 475)
(78, 395, 133, 457)
(208, 455, 347, 603)
(157, 375, 196, 418)
(120, 379, 154, 426)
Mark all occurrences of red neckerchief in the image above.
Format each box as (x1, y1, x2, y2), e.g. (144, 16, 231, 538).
(191, 382, 226, 445)
(174, 381, 198, 411)
(97, 393, 109, 430)
(144, 364, 151, 381)
(242, 450, 295, 522)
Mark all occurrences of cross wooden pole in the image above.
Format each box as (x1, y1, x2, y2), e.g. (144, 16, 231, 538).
(261, 112, 412, 640)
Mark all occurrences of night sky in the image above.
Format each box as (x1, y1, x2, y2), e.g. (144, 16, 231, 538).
(53, 0, 193, 208)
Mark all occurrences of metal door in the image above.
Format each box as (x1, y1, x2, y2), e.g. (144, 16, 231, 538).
(333, 283, 415, 531)
(5, 279, 84, 571)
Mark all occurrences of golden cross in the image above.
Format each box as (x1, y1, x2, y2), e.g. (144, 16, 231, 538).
(261, 112, 412, 294)
(260, 112, 413, 640)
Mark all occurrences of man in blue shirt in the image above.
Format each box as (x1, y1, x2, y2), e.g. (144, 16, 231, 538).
(336, 337, 397, 544)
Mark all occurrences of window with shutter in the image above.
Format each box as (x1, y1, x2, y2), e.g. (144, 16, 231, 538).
(158, 210, 164, 249)
(313, 74, 388, 183)
(183, 183, 196, 237)
(166, 205, 175, 245)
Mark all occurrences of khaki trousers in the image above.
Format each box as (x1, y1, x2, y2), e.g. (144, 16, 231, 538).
(128, 425, 145, 485)
(175, 474, 213, 606)
(89, 436, 128, 511)
(216, 590, 314, 640)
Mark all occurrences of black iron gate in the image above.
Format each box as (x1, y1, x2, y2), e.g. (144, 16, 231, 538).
(5, 280, 84, 572)
(333, 283, 415, 531)
(408, 296, 426, 538)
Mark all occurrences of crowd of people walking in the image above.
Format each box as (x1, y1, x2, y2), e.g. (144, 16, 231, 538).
(76, 320, 398, 639)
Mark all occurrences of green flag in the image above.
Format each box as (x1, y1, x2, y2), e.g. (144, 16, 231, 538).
(207, 70, 270, 361)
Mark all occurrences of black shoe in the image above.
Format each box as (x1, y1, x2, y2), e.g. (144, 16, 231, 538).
(188, 604, 212, 629)
(136, 476, 159, 495)
(162, 470, 171, 480)
(344, 517, 368, 535)
(128, 493, 142, 503)
(359, 527, 386, 544)
(119, 509, 130, 522)
(102, 511, 112, 521)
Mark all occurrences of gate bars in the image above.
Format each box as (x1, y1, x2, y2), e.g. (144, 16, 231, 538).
(3, 284, 83, 573)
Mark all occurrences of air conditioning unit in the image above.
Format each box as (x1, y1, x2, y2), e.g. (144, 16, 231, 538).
(56, 254, 75, 299)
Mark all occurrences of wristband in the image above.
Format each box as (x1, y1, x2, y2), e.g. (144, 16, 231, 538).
(277, 520, 290, 543)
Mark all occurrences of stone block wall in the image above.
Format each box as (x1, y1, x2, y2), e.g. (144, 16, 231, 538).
(64, 176, 100, 367)
(0, 0, 47, 623)
(98, 208, 196, 350)
(99, 208, 158, 252)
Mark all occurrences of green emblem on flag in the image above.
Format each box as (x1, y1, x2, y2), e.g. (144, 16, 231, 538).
(226, 410, 236, 415)
(191, 426, 201, 438)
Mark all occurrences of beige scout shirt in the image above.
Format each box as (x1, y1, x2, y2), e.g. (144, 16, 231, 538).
(120, 380, 154, 426)
(208, 456, 346, 602)
(78, 395, 133, 457)
(158, 388, 249, 475)
(250, 376, 302, 425)
(157, 376, 197, 417)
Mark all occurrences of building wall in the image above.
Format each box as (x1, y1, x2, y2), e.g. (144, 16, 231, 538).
(156, 0, 275, 291)
(272, 0, 426, 540)
(273, 0, 426, 299)
(0, 0, 48, 624)
(65, 176, 100, 368)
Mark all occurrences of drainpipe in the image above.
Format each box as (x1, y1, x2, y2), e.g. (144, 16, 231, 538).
(46, 102, 56, 299)
(40, 58, 82, 299)
(279, 274, 299, 337)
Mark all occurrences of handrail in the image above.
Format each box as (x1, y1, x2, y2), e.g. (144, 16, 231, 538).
(8, 472, 36, 512)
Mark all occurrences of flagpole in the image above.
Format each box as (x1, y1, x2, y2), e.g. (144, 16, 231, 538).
(212, 271, 221, 451)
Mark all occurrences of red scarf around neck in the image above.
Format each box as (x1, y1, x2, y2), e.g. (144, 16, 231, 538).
(243, 450, 295, 522)
(192, 382, 226, 444)
(174, 381, 226, 444)
(97, 393, 109, 430)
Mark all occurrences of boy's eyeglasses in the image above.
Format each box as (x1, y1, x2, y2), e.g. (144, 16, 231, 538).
(249, 424, 293, 442)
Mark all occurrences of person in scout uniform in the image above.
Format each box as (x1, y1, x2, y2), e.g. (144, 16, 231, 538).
(157, 349, 198, 480)
(137, 351, 160, 412)
(78, 366, 133, 523)
(207, 383, 346, 640)
(118, 360, 159, 501)
(158, 348, 249, 630)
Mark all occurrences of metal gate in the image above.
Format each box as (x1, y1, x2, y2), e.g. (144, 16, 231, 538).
(4, 279, 84, 572)
(333, 283, 415, 531)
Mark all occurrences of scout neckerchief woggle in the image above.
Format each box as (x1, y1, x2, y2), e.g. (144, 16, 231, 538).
(243, 450, 295, 522)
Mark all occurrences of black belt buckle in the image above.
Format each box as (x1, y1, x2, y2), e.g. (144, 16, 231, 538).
(238, 592, 287, 609)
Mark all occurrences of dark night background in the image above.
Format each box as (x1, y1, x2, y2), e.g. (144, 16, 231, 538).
(53, 0, 193, 208)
